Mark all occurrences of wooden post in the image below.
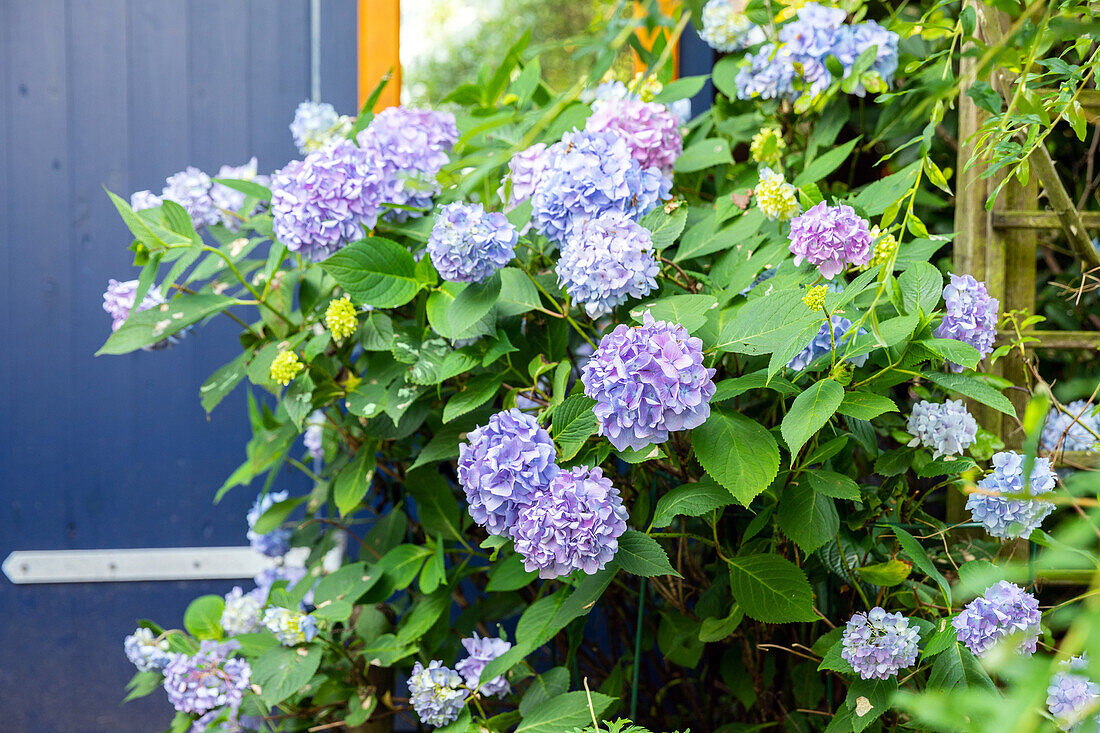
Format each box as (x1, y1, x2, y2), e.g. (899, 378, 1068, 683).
(358, 0, 401, 111)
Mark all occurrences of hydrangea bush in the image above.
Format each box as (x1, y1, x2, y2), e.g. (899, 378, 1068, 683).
(100, 3, 1100, 732)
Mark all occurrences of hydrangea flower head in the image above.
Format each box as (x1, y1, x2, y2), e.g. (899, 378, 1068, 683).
(789, 202, 873, 279)
(455, 633, 512, 697)
(907, 399, 979, 459)
(531, 128, 670, 243)
(408, 660, 469, 727)
(124, 627, 172, 672)
(787, 316, 868, 371)
(103, 279, 167, 332)
(750, 127, 786, 168)
(254, 565, 309, 602)
(834, 20, 900, 94)
(247, 490, 292, 557)
(582, 312, 716, 451)
(779, 2, 847, 57)
(841, 607, 920, 680)
(162, 166, 218, 228)
(700, 0, 765, 52)
(498, 143, 550, 210)
(1047, 655, 1100, 732)
(953, 581, 1041, 657)
(270, 350, 305, 386)
(221, 586, 265, 636)
(325, 294, 359, 340)
(131, 190, 162, 211)
(304, 410, 326, 460)
(512, 466, 629, 579)
(934, 274, 999, 370)
(966, 451, 1056, 539)
(735, 45, 798, 100)
(262, 607, 317, 646)
(756, 167, 801, 221)
(586, 97, 683, 174)
(290, 101, 352, 153)
(162, 640, 251, 715)
(556, 213, 659, 318)
(1041, 400, 1100, 453)
(457, 409, 559, 536)
(426, 202, 518, 284)
(211, 157, 269, 229)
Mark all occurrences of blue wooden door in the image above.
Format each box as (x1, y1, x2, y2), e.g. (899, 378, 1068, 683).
(0, 2, 356, 730)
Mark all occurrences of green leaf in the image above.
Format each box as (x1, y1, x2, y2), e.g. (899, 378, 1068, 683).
(777, 480, 839, 553)
(849, 161, 920, 217)
(487, 552, 537, 591)
(378, 544, 433, 590)
(254, 645, 323, 705)
(652, 476, 734, 527)
(728, 554, 818, 623)
(616, 529, 680, 577)
(653, 74, 708, 103)
(448, 272, 501, 334)
(313, 562, 381, 607)
(898, 262, 942, 315)
(693, 409, 780, 506)
(794, 137, 860, 187)
(252, 495, 305, 535)
(200, 352, 250, 413)
(519, 667, 570, 716)
(551, 395, 599, 461)
(333, 449, 377, 516)
(212, 177, 272, 201)
(639, 205, 689, 249)
(675, 208, 764, 262)
(675, 137, 732, 173)
(444, 373, 504, 423)
(631, 294, 718, 334)
(498, 267, 543, 316)
(923, 371, 1017, 418)
(123, 670, 164, 702)
(847, 677, 897, 733)
(98, 294, 234, 355)
(805, 470, 861, 501)
(396, 588, 451, 644)
(919, 339, 981, 370)
(320, 237, 420, 308)
(927, 642, 995, 691)
(345, 382, 387, 419)
(856, 559, 911, 586)
(405, 468, 463, 540)
(837, 390, 898, 420)
(715, 287, 820, 355)
(893, 526, 951, 606)
(699, 605, 743, 642)
(515, 691, 614, 733)
(711, 55, 741, 99)
(183, 595, 225, 640)
(781, 379, 845, 458)
(712, 370, 799, 402)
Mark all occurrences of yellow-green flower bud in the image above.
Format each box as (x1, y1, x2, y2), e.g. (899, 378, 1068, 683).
(750, 127, 786, 169)
(325, 294, 358, 341)
(270, 350, 305, 386)
(802, 284, 828, 311)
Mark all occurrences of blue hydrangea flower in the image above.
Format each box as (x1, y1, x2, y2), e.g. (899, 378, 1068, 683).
(833, 20, 900, 94)
(261, 607, 317, 646)
(162, 166, 219, 228)
(511, 466, 629, 579)
(408, 660, 469, 727)
(787, 316, 869, 371)
(211, 157, 269, 230)
(426, 202, 518, 283)
(953, 581, 1041, 657)
(582, 312, 716, 452)
(254, 564, 311, 605)
(221, 586, 265, 636)
(304, 410, 326, 460)
(841, 607, 921, 680)
(1047, 655, 1100, 732)
(130, 190, 162, 210)
(779, 2, 847, 58)
(162, 640, 251, 715)
(531, 128, 670, 244)
(290, 100, 352, 154)
(498, 143, 550, 210)
(966, 451, 1056, 540)
(1041, 400, 1100, 453)
(247, 490, 292, 558)
(935, 274, 999, 371)
(455, 633, 512, 698)
(124, 627, 172, 672)
(907, 399, 979, 459)
(556, 213, 659, 318)
(457, 409, 559, 537)
(102, 279, 186, 351)
(700, 0, 765, 52)
(735, 45, 798, 100)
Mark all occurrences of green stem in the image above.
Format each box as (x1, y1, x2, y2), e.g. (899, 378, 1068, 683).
(630, 577, 645, 720)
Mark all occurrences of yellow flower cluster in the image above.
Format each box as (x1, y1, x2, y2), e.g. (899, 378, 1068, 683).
(802, 284, 828, 311)
(863, 227, 899, 270)
(750, 127, 786, 169)
(755, 168, 801, 221)
(270, 350, 305, 386)
(325, 294, 358, 340)
(629, 72, 663, 102)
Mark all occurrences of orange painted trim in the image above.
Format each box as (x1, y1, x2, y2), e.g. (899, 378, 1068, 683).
(358, 0, 401, 111)
(633, 0, 680, 78)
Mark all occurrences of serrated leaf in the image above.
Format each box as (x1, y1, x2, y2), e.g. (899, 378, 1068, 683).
(856, 559, 911, 586)
(200, 352, 250, 414)
(551, 395, 599, 460)
(405, 468, 463, 540)
(675, 208, 765, 262)
(728, 554, 818, 623)
(777, 480, 839, 553)
(693, 409, 780, 506)
(805, 470, 861, 501)
(631, 294, 718, 333)
(616, 529, 680, 577)
(320, 237, 420, 308)
(333, 449, 376, 516)
(652, 476, 734, 527)
(715, 287, 820, 355)
(919, 339, 981, 370)
(448, 272, 501, 334)
(253, 645, 322, 705)
(515, 691, 614, 733)
(782, 379, 844, 458)
(837, 391, 898, 420)
(639, 206, 689, 249)
(444, 373, 504, 423)
(794, 137, 860, 187)
(893, 526, 951, 606)
(98, 294, 234, 355)
(487, 552, 537, 591)
(498, 267, 542, 316)
(898, 262, 942, 315)
(923, 371, 1016, 418)
(675, 138, 732, 173)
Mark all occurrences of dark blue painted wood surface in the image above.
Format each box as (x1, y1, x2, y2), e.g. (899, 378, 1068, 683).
(0, 2, 356, 730)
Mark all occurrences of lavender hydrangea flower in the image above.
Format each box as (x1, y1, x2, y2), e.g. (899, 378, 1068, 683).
(498, 143, 550, 210)
(254, 564, 308, 601)
(290, 100, 352, 154)
(735, 45, 798, 100)
(304, 410, 326, 460)
(124, 627, 171, 672)
(408, 661, 469, 727)
(779, 2, 847, 57)
(787, 316, 869, 371)
(162, 166, 219, 228)
(426, 202, 518, 284)
(582, 312, 716, 452)
(556, 213, 659, 318)
(966, 451, 1056, 540)
(833, 20, 900, 94)
(1041, 400, 1100, 453)
(1047, 656, 1099, 731)
(262, 607, 317, 646)
(247, 490, 292, 558)
(511, 466, 628, 579)
(211, 157, 269, 230)
(270, 139, 384, 261)
(454, 633, 512, 697)
(162, 640, 251, 715)
(103, 279, 166, 332)
(130, 190, 162, 211)
(457, 409, 559, 537)
(700, 0, 765, 52)
(221, 586, 265, 636)
(788, 202, 873, 279)
(586, 97, 683, 174)
(934, 274, 999, 371)
(531, 128, 670, 244)
(953, 581, 1041, 657)
(840, 607, 921, 680)
(906, 399, 979, 458)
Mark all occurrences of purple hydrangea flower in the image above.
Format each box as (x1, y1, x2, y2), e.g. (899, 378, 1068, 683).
(1047, 655, 1099, 731)
(163, 641, 251, 715)
(211, 157, 269, 230)
(457, 409, 559, 537)
(130, 190, 162, 211)
(833, 20, 900, 94)
(586, 97, 683, 174)
(700, 0, 765, 52)
(779, 2, 847, 58)
(426, 202, 518, 283)
(953, 581, 1041, 657)
(254, 564, 310, 605)
(934, 274, 999, 371)
(408, 660, 468, 727)
(531, 128, 670, 244)
(735, 45, 798, 100)
(270, 139, 384, 261)
(247, 490, 292, 558)
(787, 316, 869, 371)
(221, 586, 265, 636)
(511, 466, 628, 579)
(261, 607, 317, 646)
(454, 633, 512, 697)
(1041, 400, 1100, 453)
(582, 312, 716, 452)
(907, 399, 979, 458)
(966, 451, 1056, 540)
(124, 627, 172, 672)
(556, 213, 659, 318)
(304, 410, 326, 460)
(498, 143, 551, 210)
(162, 166, 219, 228)
(788, 202, 873, 279)
(840, 607, 921, 680)
(103, 279, 166, 332)
(290, 100, 352, 154)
